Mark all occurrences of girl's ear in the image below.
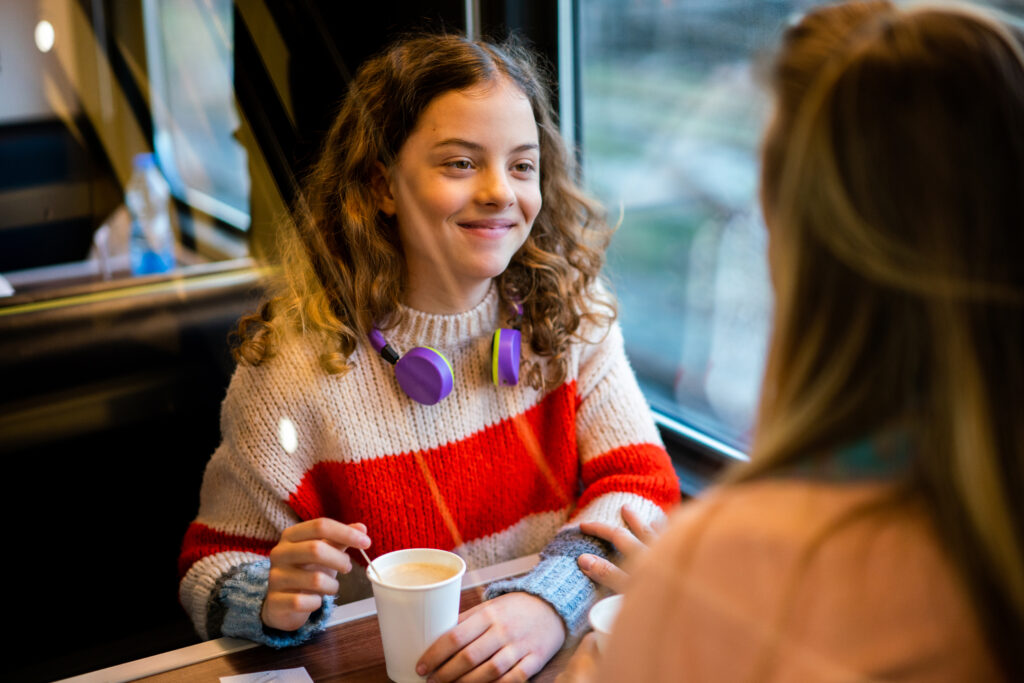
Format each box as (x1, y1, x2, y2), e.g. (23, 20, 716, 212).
(371, 162, 397, 216)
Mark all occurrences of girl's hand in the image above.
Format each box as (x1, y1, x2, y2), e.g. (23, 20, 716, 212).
(260, 518, 371, 632)
(554, 632, 600, 683)
(416, 591, 565, 682)
(577, 504, 662, 593)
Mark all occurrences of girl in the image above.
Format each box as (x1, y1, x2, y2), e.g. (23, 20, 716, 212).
(562, 1, 1024, 681)
(178, 33, 680, 681)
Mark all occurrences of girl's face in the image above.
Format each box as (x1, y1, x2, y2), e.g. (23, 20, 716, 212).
(378, 76, 542, 313)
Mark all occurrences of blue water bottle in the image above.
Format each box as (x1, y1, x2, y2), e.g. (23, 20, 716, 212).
(126, 152, 175, 275)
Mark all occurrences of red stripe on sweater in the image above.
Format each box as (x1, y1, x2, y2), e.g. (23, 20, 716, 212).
(287, 384, 581, 558)
(178, 522, 277, 579)
(179, 384, 679, 577)
(576, 444, 681, 514)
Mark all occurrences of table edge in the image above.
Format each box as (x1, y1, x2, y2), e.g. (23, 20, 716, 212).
(57, 554, 539, 683)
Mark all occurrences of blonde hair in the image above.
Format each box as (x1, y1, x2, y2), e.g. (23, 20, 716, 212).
(740, 1, 1024, 676)
(232, 33, 614, 390)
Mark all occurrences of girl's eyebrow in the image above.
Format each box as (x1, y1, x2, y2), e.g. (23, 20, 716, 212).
(433, 138, 540, 154)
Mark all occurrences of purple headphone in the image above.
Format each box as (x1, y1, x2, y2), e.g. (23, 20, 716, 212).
(369, 302, 523, 405)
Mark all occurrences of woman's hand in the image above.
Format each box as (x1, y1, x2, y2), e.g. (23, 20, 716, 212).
(577, 504, 662, 593)
(554, 632, 600, 683)
(416, 591, 565, 682)
(261, 518, 371, 631)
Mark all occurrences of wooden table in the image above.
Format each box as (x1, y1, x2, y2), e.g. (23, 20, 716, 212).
(63, 556, 578, 682)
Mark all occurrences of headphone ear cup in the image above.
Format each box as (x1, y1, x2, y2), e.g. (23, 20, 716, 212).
(492, 328, 521, 386)
(394, 346, 454, 405)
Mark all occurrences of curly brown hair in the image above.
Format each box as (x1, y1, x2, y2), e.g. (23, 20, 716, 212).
(232, 32, 615, 390)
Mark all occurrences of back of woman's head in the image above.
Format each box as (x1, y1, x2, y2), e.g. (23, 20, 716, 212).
(752, 1, 1024, 675)
(238, 33, 611, 387)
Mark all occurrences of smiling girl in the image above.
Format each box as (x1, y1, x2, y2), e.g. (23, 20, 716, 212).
(177, 33, 679, 681)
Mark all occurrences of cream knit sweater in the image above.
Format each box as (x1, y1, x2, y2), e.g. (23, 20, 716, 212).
(178, 286, 680, 646)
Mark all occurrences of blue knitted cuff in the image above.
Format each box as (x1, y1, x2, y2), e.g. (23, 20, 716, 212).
(218, 558, 334, 648)
(484, 529, 612, 636)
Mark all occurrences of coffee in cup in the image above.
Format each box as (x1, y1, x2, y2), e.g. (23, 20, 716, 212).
(379, 561, 460, 587)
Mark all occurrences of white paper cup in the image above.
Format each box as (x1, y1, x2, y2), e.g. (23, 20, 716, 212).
(367, 548, 466, 683)
(588, 593, 624, 654)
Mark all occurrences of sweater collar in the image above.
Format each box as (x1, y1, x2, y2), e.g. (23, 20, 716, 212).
(385, 284, 501, 350)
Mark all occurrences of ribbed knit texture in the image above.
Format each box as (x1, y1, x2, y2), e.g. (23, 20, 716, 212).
(485, 528, 614, 635)
(179, 286, 680, 646)
(217, 559, 333, 648)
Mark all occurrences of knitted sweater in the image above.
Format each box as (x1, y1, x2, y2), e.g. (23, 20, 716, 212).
(178, 286, 680, 647)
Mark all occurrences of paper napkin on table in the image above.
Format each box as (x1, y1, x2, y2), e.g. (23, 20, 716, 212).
(220, 667, 314, 683)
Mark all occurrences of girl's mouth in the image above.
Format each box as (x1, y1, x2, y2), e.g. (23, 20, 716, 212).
(457, 219, 516, 230)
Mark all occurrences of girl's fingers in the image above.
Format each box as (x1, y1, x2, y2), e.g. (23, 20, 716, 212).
(608, 526, 647, 557)
(261, 591, 325, 631)
(498, 653, 545, 683)
(418, 608, 494, 677)
(580, 518, 646, 557)
(456, 600, 488, 623)
(577, 553, 630, 594)
(270, 538, 354, 574)
(580, 515, 652, 557)
(268, 565, 340, 595)
(621, 505, 659, 546)
(579, 520, 619, 544)
(445, 641, 523, 683)
(280, 518, 371, 549)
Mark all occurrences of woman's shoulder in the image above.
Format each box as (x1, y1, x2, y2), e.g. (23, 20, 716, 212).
(639, 479, 906, 585)
(618, 479, 999, 681)
(666, 478, 899, 542)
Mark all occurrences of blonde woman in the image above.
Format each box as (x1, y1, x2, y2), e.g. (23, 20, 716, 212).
(561, 1, 1023, 680)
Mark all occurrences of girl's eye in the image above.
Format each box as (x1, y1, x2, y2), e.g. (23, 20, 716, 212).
(513, 162, 536, 174)
(446, 159, 473, 170)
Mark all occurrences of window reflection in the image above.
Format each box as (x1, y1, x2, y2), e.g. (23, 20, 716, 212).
(144, 0, 250, 230)
(0, 0, 252, 299)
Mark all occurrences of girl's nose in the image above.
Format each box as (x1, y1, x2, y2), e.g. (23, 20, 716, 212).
(476, 169, 515, 208)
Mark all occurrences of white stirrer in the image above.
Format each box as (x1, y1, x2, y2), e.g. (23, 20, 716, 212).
(359, 547, 389, 585)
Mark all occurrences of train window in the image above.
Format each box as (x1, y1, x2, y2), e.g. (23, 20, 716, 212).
(576, 0, 1024, 459)
(578, 0, 777, 458)
(143, 0, 249, 231)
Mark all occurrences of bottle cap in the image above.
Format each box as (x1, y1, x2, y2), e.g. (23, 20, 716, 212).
(133, 152, 155, 169)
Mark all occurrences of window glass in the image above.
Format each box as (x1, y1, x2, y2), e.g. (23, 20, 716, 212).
(144, 0, 249, 230)
(578, 0, 1023, 454)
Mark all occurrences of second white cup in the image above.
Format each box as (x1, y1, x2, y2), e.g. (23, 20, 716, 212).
(588, 593, 624, 654)
(367, 548, 466, 683)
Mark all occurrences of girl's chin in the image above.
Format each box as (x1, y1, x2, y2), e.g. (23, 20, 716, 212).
(461, 258, 517, 282)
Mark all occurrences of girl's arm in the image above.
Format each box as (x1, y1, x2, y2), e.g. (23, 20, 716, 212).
(484, 321, 681, 632)
(178, 345, 355, 647)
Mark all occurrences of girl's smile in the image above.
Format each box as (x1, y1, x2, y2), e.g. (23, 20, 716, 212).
(376, 75, 542, 314)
